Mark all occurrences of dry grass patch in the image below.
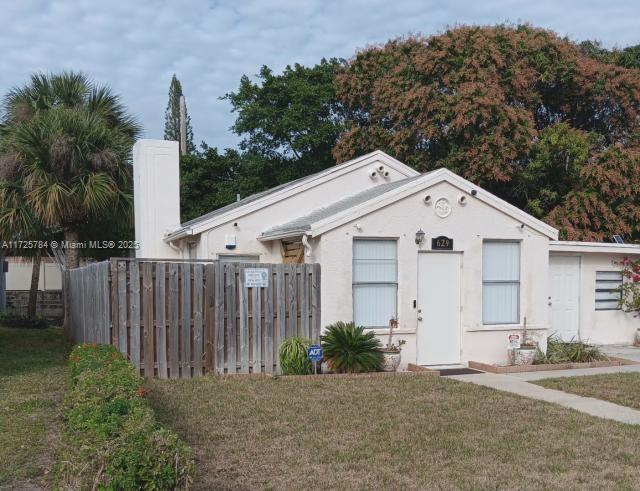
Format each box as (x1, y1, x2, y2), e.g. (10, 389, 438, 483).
(147, 373, 640, 490)
(535, 372, 640, 410)
(0, 326, 71, 488)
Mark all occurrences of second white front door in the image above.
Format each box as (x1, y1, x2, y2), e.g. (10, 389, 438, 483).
(417, 252, 462, 365)
(549, 255, 581, 341)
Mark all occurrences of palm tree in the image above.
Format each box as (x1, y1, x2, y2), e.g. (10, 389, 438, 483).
(0, 176, 51, 318)
(0, 72, 141, 269)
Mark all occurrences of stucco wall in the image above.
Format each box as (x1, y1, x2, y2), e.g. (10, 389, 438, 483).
(550, 252, 639, 345)
(192, 157, 412, 261)
(314, 181, 551, 367)
(133, 140, 182, 259)
(6, 258, 62, 291)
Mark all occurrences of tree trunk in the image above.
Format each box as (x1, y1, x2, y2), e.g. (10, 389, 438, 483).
(28, 253, 42, 319)
(64, 229, 80, 270)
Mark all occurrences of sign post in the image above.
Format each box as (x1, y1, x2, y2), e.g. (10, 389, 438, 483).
(307, 344, 323, 375)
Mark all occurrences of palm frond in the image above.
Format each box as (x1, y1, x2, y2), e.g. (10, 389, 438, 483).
(0, 70, 141, 232)
(77, 173, 118, 213)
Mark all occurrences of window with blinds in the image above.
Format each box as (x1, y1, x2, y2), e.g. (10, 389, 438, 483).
(483, 241, 520, 324)
(352, 239, 397, 328)
(595, 271, 623, 310)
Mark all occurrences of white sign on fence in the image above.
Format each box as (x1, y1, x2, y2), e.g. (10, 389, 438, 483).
(244, 268, 269, 288)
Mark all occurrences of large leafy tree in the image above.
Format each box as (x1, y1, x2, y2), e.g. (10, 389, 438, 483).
(181, 59, 347, 221)
(0, 72, 141, 269)
(580, 40, 640, 69)
(180, 145, 274, 222)
(547, 146, 640, 241)
(333, 25, 640, 240)
(521, 123, 601, 219)
(164, 74, 195, 154)
(223, 58, 346, 182)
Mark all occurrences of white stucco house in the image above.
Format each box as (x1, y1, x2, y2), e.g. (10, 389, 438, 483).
(133, 139, 640, 367)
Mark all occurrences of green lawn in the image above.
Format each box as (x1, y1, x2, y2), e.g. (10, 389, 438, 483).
(535, 372, 640, 410)
(147, 373, 640, 490)
(0, 326, 71, 488)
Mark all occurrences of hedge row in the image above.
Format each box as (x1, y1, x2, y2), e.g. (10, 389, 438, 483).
(56, 344, 194, 490)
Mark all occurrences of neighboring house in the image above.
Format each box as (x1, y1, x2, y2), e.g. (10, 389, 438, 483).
(4, 257, 63, 318)
(133, 140, 640, 367)
(6, 256, 62, 291)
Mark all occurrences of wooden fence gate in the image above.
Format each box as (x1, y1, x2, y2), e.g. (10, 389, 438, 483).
(68, 259, 321, 377)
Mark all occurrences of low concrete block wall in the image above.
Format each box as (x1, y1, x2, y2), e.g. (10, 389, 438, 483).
(6, 290, 63, 319)
(469, 358, 639, 374)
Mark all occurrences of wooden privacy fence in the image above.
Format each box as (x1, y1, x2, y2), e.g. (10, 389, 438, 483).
(68, 258, 321, 378)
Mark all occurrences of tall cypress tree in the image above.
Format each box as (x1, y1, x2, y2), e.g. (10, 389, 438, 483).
(164, 74, 195, 154)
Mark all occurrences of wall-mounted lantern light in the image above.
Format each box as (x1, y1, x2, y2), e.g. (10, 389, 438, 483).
(415, 229, 425, 245)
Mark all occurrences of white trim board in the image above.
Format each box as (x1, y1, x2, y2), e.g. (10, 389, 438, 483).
(550, 241, 640, 255)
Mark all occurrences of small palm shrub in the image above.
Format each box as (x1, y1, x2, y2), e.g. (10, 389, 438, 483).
(535, 336, 609, 364)
(321, 322, 383, 373)
(279, 337, 313, 375)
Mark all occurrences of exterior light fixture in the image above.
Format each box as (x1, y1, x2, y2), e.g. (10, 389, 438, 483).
(415, 229, 425, 245)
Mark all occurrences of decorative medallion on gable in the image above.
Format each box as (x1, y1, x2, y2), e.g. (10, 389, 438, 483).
(434, 197, 451, 218)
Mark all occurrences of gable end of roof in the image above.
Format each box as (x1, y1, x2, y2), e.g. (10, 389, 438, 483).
(166, 150, 419, 241)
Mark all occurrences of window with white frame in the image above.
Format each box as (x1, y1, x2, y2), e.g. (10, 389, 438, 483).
(352, 239, 397, 328)
(595, 271, 623, 310)
(483, 241, 520, 324)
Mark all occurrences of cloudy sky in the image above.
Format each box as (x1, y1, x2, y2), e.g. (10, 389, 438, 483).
(1, 1, 638, 149)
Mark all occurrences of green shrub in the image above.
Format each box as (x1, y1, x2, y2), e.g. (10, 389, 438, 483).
(56, 343, 194, 489)
(535, 336, 609, 364)
(69, 343, 125, 386)
(279, 337, 313, 375)
(321, 321, 383, 373)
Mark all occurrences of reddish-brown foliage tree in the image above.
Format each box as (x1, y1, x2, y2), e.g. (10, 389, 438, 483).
(334, 25, 640, 240)
(547, 146, 640, 240)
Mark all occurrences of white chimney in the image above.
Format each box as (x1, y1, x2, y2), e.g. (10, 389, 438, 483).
(133, 139, 182, 258)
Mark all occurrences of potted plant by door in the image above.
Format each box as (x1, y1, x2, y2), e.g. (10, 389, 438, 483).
(513, 317, 537, 365)
(378, 317, 406, 371)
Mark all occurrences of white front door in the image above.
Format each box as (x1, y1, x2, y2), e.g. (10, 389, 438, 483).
(549, 256, 581, 341)
(417, 252, 462, 365)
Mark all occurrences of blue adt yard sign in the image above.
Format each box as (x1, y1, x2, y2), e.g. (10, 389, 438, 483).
(307, 344, 323, 374)
(307, 344, 323, 361)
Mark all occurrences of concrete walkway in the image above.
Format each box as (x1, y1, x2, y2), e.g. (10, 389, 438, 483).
(450, 372, 640, 425)
(600, 344, 640, 361)
(508, 363, 640, 381)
